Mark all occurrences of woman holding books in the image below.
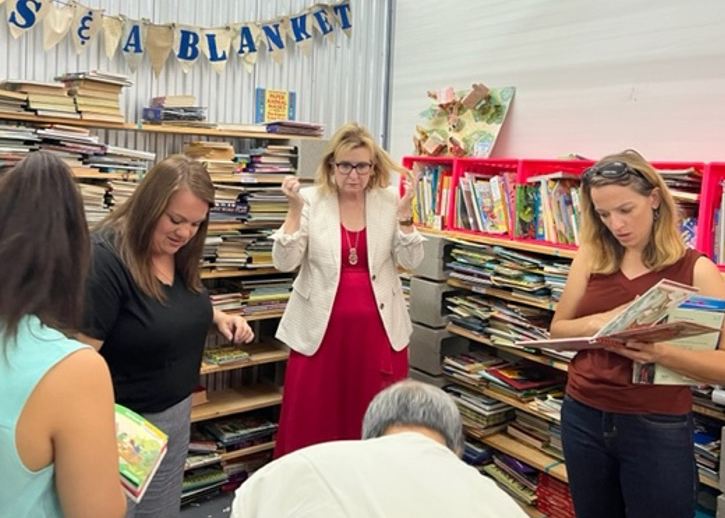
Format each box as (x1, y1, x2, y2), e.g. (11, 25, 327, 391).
(551, 149, 725, 518)
(272, 122, 424, 457)
(0, 152, 126, 518)
(81, 155, 254, 518)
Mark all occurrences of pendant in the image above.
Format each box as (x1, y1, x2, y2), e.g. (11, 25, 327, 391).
(348, 247, 358, 265)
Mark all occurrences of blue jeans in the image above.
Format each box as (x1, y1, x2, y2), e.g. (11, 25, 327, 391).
(561, 395, 696, 518)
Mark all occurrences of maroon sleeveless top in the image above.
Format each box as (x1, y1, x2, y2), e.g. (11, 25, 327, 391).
(566, 248, 702, 414)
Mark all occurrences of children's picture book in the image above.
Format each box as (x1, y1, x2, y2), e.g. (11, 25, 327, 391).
(632, 295, 725, 384)
(254, 88, 296, 123)
(116, 404, 168, 503)
(515, 279, 719, 351)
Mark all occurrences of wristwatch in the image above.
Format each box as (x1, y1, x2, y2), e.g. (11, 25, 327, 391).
(398, 217, 414, 226)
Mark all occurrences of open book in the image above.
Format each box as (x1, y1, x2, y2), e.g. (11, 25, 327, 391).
(515, 279, 719, 351)
(116, 404, 168, 502)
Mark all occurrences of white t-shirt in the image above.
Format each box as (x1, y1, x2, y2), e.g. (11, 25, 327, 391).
(231, 432, 529, 518)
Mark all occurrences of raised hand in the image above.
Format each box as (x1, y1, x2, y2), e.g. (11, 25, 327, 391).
(281, 175, 305, 212)
(397, 165, 420, 220)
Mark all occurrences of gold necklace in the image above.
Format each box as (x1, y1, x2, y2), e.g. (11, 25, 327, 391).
(344, 227, 361, 265)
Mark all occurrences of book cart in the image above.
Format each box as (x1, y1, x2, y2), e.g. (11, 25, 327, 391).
(0, 110, 324, 505)
(403, 155, 724, 518)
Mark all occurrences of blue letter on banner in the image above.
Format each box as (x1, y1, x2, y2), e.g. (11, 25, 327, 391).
(8, 0, 43, 30)
(122, 23, 143, 53)
(205, 33, 227, 62)
(237, 25, 257, 55)
(333, 2, 352, 30)
(289, 14, 312, 43)
(262, 23, 285, 51)
(313, 7, 333, 35)
(177, 29, 200, 60)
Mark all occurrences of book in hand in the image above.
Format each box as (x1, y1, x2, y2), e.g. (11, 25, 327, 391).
(116, 404, 168, 503)
(516, 279, 719, 351)
(632, 295, 725, 385)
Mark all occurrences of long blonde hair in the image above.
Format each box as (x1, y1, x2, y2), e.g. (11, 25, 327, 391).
(579, 149, 685, 274)
(98, 155, 215, 302)
(315, 122, 409, 194)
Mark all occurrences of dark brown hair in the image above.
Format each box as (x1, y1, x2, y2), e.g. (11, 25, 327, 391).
(98, 154, 214, 302)
(0, 151, 90, 340)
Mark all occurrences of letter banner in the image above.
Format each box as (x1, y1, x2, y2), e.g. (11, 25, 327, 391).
(7, 0, 50, 39)
(120, 17, 148, 72)
(146, 23, 174, 78)
(201, 27, 233, 74)
(174, 24, 202, 74)
(232, 22, 263, 73)
(260, 19, 287, 65)
(43, 1, 73, 51)
(70, 2, 103, 54)
(102, 15, 123, 60)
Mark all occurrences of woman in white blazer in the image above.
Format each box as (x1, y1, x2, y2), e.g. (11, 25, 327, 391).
(271, 123, 425, 457)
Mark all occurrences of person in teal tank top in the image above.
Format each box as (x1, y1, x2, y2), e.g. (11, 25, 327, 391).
(0, 152, 125, 518)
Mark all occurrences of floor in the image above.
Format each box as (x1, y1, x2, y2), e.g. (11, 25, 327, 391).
(181, 492, 234, 518)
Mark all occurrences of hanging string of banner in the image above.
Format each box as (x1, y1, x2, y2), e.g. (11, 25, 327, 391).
(2, 0, 353, 76)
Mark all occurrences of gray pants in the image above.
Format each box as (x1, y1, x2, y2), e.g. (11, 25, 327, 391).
(124, 395, 192, 518)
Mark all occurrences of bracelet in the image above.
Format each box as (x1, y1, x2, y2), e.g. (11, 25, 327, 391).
(398, 217, 414, 226)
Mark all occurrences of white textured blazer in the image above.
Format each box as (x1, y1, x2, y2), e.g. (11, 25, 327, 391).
(271, 185, 425, 356)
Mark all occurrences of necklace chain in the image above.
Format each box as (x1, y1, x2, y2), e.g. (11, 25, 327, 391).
(344, 227, 361, 265)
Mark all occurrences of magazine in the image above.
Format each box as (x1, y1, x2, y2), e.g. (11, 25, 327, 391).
(116, 404, 168, 502)
(632, 295, 725, 385)
(516, 279, 718, 351)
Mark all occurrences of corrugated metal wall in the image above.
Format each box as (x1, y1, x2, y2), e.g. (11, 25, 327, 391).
(0, 0, 392, 155)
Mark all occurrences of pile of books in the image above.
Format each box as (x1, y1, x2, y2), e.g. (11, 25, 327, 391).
(201, 413, 278, 449)
(444, 384, 514, 439)
(0, 88, 27, 113)
(35, 125, 105, 172)
(203, 346, 250, 365)
(84, 145, 155, 174)
(246, 188, 288, 225)
(209, 289, 245, 315)
(56, 71, 132, 123)
(536, 473, 575, 518)
(482, 453, 539, 506)
(507, 409, 563, 459)
(142, 95, 212, 128)
(184, 141, 237, 180)
(236, 276, 293, 317)
(0, 124, 38, 173)
(264, 120, 323, 137)
(244, 145, 297, 176)
(0, 80, 77, 119)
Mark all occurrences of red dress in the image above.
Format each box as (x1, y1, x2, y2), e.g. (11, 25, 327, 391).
(273, 225, 409, 458)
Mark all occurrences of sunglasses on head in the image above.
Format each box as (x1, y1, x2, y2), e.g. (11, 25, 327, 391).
(581, 161, 651, 186)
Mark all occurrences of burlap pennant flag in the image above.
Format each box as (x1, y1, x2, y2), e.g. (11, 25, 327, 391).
(145, 23, 174, 77)
(7, 0, 50, 39)
(120, 17, 148, 72)
(70, 3, 103, 53)
(102, 15, 123, 60)
(231, 22, 262, 73)
(288, 9, 314, 55)
(331, 0, 352, 37)
(174, 24, 203, 73)
(201, 27, 232, 74)
(310, 3, 335, 41)
(260, 19, 287, 65)
(43, 1, 74, 51)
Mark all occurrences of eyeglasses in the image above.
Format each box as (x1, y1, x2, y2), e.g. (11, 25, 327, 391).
(581, 161, 651, 186)
(334, 161, 373, 175)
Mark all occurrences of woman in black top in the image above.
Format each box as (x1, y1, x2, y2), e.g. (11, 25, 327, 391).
(82, 155, 254, 518)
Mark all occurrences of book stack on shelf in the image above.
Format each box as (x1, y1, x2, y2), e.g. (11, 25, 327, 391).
(142, 95, 212, 129)
(537, 473, 575, 518)
(654, 163, 704, 248)
(482, 453, 539, 508)
(245, 145, 296, 175)
(264, 120, 323, 137)
(444, 383, 515, 439)
(694, 415, 722, 487)
(35, 125, 106, 172)
(0, 124, 38, 173)
(209, 288, 245, 315)
(56, 71, 132, 124)
(409, 159, 453, 230)
(204, 230, 272, 273)
(184, 141, 238, 181)
(0, 89, 27, 113)
(211, 184, 249, 224)
(84, 145, 155, 176)
(246, 188, 288, 225)
(236, 277, 293, 317)
(0, 80, 78, 119)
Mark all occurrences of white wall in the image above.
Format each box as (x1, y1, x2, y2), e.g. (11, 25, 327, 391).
(390, 0, 725, 162)
(0, 0, 393, 152)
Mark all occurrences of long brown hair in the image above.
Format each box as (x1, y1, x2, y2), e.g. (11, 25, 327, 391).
(579, 149, 685, 274)
(98, 154, 214, 302)
(315, 122, 409, 194)
(0, 151, 90, 340)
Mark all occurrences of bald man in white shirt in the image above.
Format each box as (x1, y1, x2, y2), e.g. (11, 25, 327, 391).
(231, 380, 528, 518)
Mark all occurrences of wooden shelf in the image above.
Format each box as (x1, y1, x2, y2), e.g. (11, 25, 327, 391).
(200, 341, 289, 375)
(420, 228, 577, 259)
(447, 278, 557, 311)
(0, 110, 320, 140)
(201, 267, 279, 280)
(190, 384, 282, 423)
(73, 171, 136, 180)
(482, 432, 568, 483)
(448, 324, 569, 372)
(220, 441, 276, 462)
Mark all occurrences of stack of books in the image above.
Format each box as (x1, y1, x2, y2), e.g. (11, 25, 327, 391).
(35, 125, 106, 172)
(482, 453, 539, 506)
(455, 171, 516, 234)
(201, 413, 278, 450)
(0, 80, 78, 119)
(210, 184, 248, 224)
(515, 172, 581, 245)
(202, 346, 250, 365)
(506, 409, 563, 460)
(108, 180, 140, 208)
(244, 145, 297, 176)
(236, 277, 293, 316)
(0, 88, 27, 113)
(0, 124, 39, 173)
(184, 141, 237, 181)
(208, 289, 245, 315)
(246, 188, 288, 225)
(264, 120, 323, 137)
(84, 145, 155, 174)
(444, 384, 515, 439)
(536, 473, 575, 518)
(657, 166, 702, 247)
(143, 95, 212, 128)
(56, 71, 132, 123)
